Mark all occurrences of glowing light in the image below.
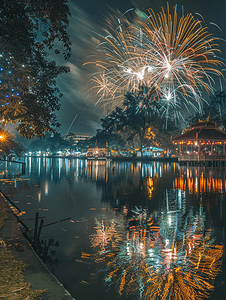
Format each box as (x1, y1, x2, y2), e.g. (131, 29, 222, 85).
(0, 130, 10, 144)
(125, 68, 132, 73)
(85, 4, 223, 122)
(166, 92, 171, 101)
(90, 219, 122, 252)
(83, 206, 223, 300)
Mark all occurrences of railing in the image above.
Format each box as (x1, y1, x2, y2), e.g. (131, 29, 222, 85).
(0, 159, 26, 174)
(178, 154, 226, 161)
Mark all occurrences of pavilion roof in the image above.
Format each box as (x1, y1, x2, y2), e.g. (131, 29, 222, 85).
(190, 119, 216, 129)
(172, 123, 226, 142)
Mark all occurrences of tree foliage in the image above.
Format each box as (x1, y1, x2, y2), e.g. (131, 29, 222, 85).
(0, 128, 25, 157)
(187, 89, 226, 131)
(28, 132, 71, 153)
(207, 90, 226, 130)
(86, 129, 126, 150)
(0, 0, 71, 138)
(100, 92, 178, 153)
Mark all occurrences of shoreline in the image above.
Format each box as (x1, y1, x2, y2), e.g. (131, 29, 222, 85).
(8, 155, 178, 162)
(0, 195, 75, 300)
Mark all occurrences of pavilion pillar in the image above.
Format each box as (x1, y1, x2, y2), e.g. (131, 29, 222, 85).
(223, 143, 225, 155)
(179, 144, 181, 154)
(191, 144, 193, 154)
(186, 144, 188, 153)
(198, 142, 200, 155)
(211, 144, 213, 155)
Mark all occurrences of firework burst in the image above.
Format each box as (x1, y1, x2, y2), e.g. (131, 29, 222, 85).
(85, 3, 224, 121)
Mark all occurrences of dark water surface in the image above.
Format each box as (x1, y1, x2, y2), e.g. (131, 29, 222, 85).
(0, 157, 226, 300)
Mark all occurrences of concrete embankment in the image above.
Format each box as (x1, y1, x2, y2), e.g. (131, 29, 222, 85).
(0, 195, 75, 300)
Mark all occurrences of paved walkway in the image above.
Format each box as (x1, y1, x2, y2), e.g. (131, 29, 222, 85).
(0, 195, 75, 300)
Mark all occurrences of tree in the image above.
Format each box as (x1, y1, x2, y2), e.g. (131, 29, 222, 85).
(207, 90, 226, 130)
(28, 132, 71, 153)
(101, 92, 177, 154)
(0, 128, 25, 157)
(0, 0, 71, 138)
(101, 92, 154, 154)
(85, 129, 126, 150)
(186, 89, 226, 131)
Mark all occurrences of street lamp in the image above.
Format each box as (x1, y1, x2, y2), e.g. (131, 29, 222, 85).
(0, 131, 10, 145)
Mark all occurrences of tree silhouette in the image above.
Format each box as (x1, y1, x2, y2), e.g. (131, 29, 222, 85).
(186, 89, 226, 131)
(0, 0, 71, 138)
(101, 92, 177, 153)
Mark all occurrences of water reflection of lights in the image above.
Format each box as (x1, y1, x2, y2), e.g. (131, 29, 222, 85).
(38, 157, 41, 176)
(58, 158, 62, 178)
(146, 177, 154, 198)
(38, 191, 41, 203)
(141, 162, 164, 179)
(174, 176, 224, 194)
(87, 161, 109, 181)
(83, 206, 223, 300)
(90, 219, 122, 252)
(29, 156, 31, 174)
(45, 181, 48, 196)
(46, 158, 50, 173)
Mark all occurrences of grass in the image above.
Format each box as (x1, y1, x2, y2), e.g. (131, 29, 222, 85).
(0, 204, 7, 229)
(0, 203, 45, 299)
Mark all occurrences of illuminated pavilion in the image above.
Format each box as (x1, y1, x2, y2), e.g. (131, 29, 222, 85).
(172, 118, 226, 165)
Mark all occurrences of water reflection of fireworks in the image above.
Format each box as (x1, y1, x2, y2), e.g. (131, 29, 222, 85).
(83, 207, 223, 299)
(90, 219, 122, 252)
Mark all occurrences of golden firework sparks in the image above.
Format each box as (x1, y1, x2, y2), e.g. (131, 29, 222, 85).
(85, 3, 224, 122)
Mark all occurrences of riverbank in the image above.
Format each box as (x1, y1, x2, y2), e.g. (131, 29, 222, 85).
(16, 155, 179, 162)
(0, 195, 75, 300)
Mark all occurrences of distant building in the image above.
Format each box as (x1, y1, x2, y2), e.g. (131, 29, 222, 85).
(66, 132, 92, 146)
(87, 147, 111, 159)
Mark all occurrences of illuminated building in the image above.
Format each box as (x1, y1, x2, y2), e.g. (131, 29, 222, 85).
(172, 118, 226, 166)
(65, 132, 92, 145)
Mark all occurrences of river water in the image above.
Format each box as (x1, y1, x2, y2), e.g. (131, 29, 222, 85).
(0, 157, 226, 300)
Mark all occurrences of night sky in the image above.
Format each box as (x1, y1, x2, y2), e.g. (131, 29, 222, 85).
(12, 0, 226, 139)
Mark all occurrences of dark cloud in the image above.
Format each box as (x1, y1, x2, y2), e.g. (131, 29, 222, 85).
(56, 3, 103, 136)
